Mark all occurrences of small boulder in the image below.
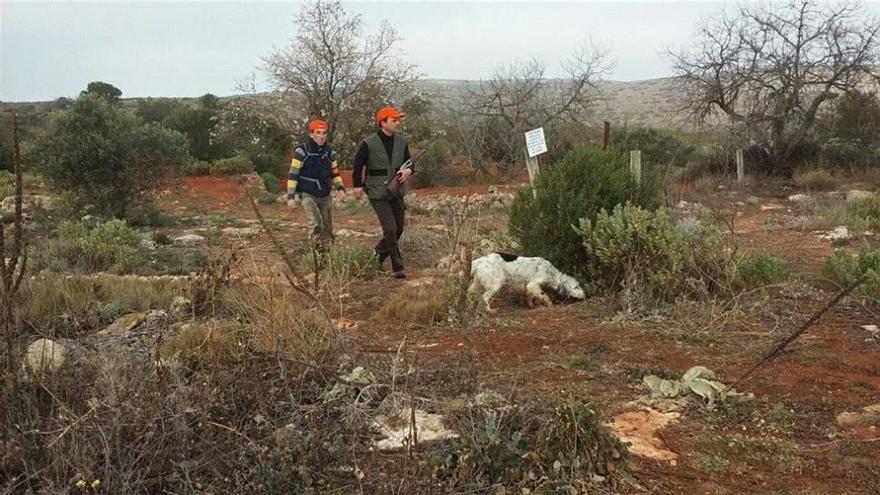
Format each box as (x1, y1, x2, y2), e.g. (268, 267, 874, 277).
(821, 226, 850, 241)
(787, 193, 810, 203)
(23, 338, 68, 379)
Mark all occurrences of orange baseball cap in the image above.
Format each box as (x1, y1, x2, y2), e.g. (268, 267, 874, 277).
(308, 119, 328, 132)
(375, 106, 404, 123)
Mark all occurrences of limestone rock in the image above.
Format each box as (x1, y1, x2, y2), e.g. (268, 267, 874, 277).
(23, 338, 68, 378)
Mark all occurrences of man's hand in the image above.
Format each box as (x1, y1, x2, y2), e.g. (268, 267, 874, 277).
(398, 168, 413, 183)
(353, 187, 364, 199)
(287, 196, 300, 208)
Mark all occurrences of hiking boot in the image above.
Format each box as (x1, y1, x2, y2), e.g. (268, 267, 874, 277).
(375, 252, 388, 271)
(392, 270, 406, 280)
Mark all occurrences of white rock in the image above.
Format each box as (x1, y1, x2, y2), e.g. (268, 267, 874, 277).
(24, 338, 68, 378)
(822, 226, 850, 241)
(373, 410, 458, 451)
(173, 234, 205, 246)
(787, 193, 810, 203)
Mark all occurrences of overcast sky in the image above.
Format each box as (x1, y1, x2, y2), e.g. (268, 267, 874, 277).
(2, 1, 877, 101)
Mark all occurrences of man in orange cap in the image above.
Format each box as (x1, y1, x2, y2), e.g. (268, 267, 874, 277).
(287, 119, 346, 252)
(352, 105, 413, 279)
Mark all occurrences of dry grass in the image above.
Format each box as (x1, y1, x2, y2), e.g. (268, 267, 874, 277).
(16, 274, 187, 337)
(796, 196, 849, 231)
(793, 169, 838, 191)
(221, 277, 341, 365)
(372, 281, 453, 325)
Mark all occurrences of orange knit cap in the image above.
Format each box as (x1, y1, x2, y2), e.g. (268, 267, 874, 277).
(375, 106, 404, 123)
(308, 119, 328, 132)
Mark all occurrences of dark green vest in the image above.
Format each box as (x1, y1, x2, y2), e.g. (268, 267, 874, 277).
(363, 133, 407, 200)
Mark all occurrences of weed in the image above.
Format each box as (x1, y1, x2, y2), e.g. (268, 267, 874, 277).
(793, 169, 837, 191)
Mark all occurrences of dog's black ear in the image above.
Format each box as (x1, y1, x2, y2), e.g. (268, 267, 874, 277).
(497, 252, 519, 262)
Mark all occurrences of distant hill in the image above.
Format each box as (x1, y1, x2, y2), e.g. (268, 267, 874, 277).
(3, 76, 702, 131)
(417, 76, 700, 131)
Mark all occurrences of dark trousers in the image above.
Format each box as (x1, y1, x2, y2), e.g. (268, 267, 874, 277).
(370, 197, 406, 272)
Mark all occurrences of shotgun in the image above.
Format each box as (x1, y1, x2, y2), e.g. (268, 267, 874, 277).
(385, 140, 435, 196)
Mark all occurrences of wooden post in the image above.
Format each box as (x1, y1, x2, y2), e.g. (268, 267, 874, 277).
(525, 151, 540, 198)
(736, 149, 744, 183)
(603, 121, 610, 151)
(629, 150, 641, 184)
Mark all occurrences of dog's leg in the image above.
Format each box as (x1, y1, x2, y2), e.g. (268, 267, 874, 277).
(526, 281, 553, 308)
(482, 281, 503, 314)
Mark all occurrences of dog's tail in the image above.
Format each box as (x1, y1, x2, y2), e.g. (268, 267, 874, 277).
(496, 252, 519, 262)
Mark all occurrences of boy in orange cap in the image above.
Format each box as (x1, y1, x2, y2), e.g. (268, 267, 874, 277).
(287, 119, 346, 252)
(352, 106, 412, 279)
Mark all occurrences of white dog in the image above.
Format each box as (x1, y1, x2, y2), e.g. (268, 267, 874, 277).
(469, 253, 585, 312)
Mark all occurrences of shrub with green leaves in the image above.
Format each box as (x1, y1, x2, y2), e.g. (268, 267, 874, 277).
(823, 244, 880, 300)
(733, 251, 787, 288)
(210, 155, 253, 176)
(848, 194, 880, 232)
(576, 203, 727, 305)
(441, 396, 626, 491)
(261, 171, 279, 194)
(509, 147, 662, 278)
(48, 219, 147, 273)
(35, 93, 189, 218)
(185, 159, 211, 176)
(614, 127, 695, 167)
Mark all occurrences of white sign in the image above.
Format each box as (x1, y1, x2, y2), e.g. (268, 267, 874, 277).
(524, 127, 547, 158)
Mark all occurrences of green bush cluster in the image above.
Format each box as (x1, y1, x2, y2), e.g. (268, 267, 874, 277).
(576, 203, 727, 304)
(34, 219, 148, 274)
(614, 127, 695, 167)
(441, 396, 626, 491)
(848, 194, 880, 232)
(184, 160, 211, 176)
(35, 93, 189, 218)
(823, 244, 880, 300)
(732, 251, 788, 288)
(209, 155, 253, 176)
(261, 171, 279, 194)
(509, 147, 662, 278)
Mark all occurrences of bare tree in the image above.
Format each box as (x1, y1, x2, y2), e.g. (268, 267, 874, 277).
(669, 0, 880, 171)
(262, 0, 418, 157)
(464, 45, 611, 171)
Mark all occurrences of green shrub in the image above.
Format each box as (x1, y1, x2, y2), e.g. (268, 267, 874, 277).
(409, 145, 457, 188)
(34, 93, 189, 218)
(793, 169, 837, 191)
(40, 219, 148, 273)
(823, 244, 880, 300)
(441, 396, 625, 491)
(260, 171, 279, 194)
(733, 252, 787, 288)
(185, 159, 211, 176)
(614, 127, 695, 167)
(576, 203, 727, 305)
(848, 194, 880, 232)
(509, 147, 662, 278)
(210, 155, 253, 176)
